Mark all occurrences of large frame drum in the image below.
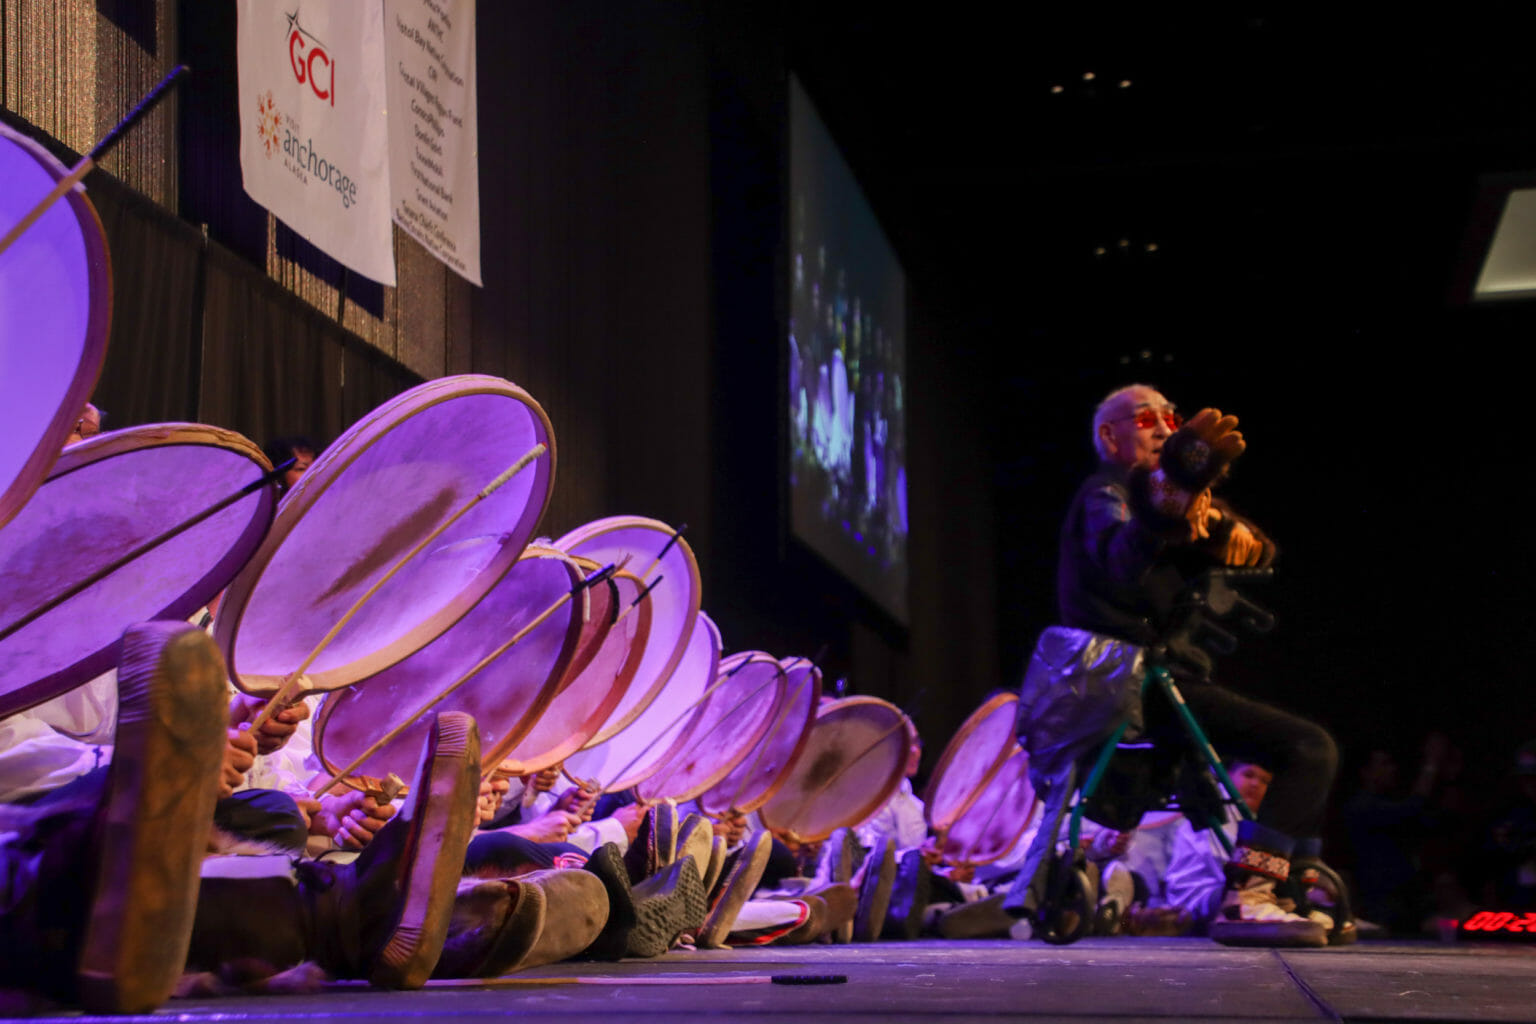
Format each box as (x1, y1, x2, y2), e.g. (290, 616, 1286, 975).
(0, 425, 275, 717)
(0, 123, 111, 532)
(215, 375, 555, 696)
(758, 696, 915, 843)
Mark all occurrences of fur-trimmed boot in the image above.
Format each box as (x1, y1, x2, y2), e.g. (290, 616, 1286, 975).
(0, 622, 227, 1014)
(1208, 821, 1326, 948)
(187, 710, 482, 988)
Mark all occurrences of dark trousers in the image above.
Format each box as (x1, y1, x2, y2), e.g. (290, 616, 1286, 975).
(1167, 681, 1338, 839)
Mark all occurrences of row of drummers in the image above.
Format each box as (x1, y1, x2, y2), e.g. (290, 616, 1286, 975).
(0, 372, 1036, 950)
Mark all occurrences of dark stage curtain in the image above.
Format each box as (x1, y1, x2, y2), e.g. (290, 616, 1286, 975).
(63, 164, 424, 452)
(84, 171, 204, 428)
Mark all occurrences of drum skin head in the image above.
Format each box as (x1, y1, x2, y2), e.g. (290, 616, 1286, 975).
(555, 516, 701, 747)
(0, 123, 111, 532)
(215, 375, 555, 695)
(494, 560, 652, 775)
(938, 747, 1037, 866)
(697, 655, 821, 816)
(563, 610, 719, 793)
(313, 550, 584, 791)
(0, 425, 275, 718)
(924, 692, 1019, 832)
(758, 696, 914, 843)
(636, 650, 787, 803)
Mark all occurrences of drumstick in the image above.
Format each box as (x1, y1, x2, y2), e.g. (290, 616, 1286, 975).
(249, 443, 548, 732)
(312, 562, 616, 797)
(0, 65, 188, 259)
(716, 658, 815, 814)
(576, 655, 754, 793)
(640, 661, 790, 797)
(633, 522, 686, 585)
(0, 457, 293, 644)
(782, 717, 913, 831)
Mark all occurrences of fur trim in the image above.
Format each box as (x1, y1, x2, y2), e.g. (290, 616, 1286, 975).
(173, 961, 330, 998)
(206, 827, 300, 858)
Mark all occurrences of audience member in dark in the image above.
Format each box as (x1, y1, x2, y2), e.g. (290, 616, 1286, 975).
(1482, 740, 1536, 911)
(1343, 734, 1450, 931)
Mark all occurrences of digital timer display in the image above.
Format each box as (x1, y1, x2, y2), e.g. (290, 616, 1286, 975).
(1460, 911, 1536, 938)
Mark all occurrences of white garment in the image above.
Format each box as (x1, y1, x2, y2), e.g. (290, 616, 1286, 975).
(1163, 815, 1237, 924)
(855, 777, 928, 851)
(1122, 812, 1185, 906)
(0, 669, 117, 803)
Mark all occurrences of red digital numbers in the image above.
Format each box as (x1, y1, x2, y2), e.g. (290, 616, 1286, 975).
(1461, 911, 1536, 934)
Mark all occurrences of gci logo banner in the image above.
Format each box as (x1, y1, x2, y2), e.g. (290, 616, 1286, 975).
(237, 1, 395, 285)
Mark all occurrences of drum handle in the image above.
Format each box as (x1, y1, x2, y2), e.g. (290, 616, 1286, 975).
(0, 65, 188, 259)
(716, 659, 815, 815)
(0, 457, 292, 645)
(641, 664, 788, 798)
(250, 443, 548, 731)
(589, 655, 754, 792)
(311, 560, 613, 798)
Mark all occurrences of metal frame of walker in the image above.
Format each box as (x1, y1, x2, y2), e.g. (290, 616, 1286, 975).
(1062, 661, 1255, 861)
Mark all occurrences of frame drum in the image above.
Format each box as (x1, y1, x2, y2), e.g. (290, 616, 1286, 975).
(563, 610, 720, 793)
(938, 747, 1038, 866)
(635, 650, 787, 803)
(924, 692, 1020, 833)
(215, 375, 555, 695)
(758, 696, 915, 843)
(555, 516, 702, 747)
(696, 655, 821, 816)
(311, 547, 586, 792)
(0, 425, 275, 717)
(0, 124, 111, 532)
(494, 558, 653, 774)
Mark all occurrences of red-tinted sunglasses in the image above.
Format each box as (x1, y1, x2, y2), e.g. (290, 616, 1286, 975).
(1116, 408, 1183, 431)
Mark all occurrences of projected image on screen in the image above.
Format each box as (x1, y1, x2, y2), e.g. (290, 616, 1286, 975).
(788, 77, 908, 624)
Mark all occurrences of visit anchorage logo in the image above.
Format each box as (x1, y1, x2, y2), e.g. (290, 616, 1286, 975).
(253, 93, 361, 210)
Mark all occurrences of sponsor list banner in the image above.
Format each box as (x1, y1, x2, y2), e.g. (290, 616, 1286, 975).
(237, 0, 396, 285)
(384, 0, 481, 285)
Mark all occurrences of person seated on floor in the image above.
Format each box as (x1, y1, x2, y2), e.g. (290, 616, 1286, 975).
(261, 435, 318, 495)
(0, 623, 483, 1012)
(1160, 754, 1349, 942)
(466, 759, 646, 875)
(1162, 758, 1276, 927)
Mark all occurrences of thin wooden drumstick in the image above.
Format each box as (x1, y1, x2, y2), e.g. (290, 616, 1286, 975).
(641, 663, 789, 797)
(313, 562, 614, 798)
(0, 458, 291, 644)
(716, 659, 814, 814)
(783, 717, 912, 832)
(0, 65, 188, 259)
(250, 443, 548, 731)
(633, 522, 686, 585)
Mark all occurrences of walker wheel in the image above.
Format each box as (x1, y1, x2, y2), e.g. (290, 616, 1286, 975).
(1038, 857, 1094, 945)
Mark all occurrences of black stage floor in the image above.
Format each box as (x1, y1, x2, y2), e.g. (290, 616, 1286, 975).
(31, 938, 1536, 1023)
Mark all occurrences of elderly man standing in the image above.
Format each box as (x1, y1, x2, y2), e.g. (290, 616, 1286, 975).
(1015, 384, 1339, 947)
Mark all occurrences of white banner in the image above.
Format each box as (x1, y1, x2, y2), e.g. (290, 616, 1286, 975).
(237, 0, 396, 285)
(384, 0, 481, 285)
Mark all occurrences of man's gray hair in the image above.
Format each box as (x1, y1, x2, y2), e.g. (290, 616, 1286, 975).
(1091, 383, 1160, 459)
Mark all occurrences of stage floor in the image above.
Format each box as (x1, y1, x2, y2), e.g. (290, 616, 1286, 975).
(38, 937, 1536, 1022)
